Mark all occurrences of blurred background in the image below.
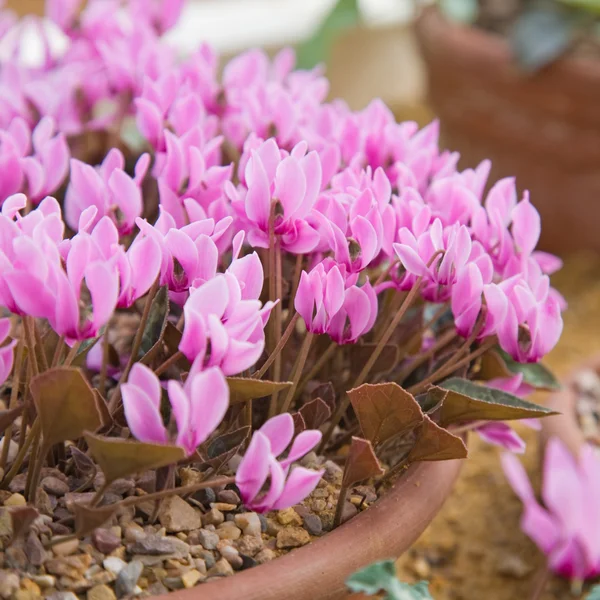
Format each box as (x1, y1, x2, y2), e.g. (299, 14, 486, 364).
(3, 1, 600, 598)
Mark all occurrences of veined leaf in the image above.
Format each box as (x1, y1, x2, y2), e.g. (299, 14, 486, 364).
(31, 368, 103, 447)
(341, 437, 384, 488)
(436, 378, 558, 426)
(228, 378, 292, 403)
(299, 397, 331, 430)
(85, 433, 185, 484)
(348, 382, 424, 447)
(497, 349, 560, 390)
(138, 285, 169, 360)
(406, 415, 468, 463)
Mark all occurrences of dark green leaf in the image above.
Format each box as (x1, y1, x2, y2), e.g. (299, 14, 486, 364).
(201, 426, 250, 471)
(139, 286, 169, 359)
(436, 378, 559, 426)
(341, 437, 384, 488)
(348, 383, 424, 446)
(439, 0, 479, 23)
(71, 328, 106, 367)
(296, 0, 360, 70)
(510, 2, 577, 71)
(586, 585, 600, 600)
(497, 349, 560, 390)
(346, 559, 434, 599)
(346, 559, 397, 595)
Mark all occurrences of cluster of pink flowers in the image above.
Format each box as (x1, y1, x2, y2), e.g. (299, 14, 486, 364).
(0, 0, 566, 512)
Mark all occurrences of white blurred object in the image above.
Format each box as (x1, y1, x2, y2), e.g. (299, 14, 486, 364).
(166, 0, 416, 54)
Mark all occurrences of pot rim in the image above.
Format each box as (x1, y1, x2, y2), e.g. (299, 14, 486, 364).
(415, 5, 600, 83)
(153, 457, 464, 600)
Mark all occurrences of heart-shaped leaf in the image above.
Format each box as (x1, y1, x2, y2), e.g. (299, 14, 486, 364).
(299, 397, 331, 430)
(407, 415, 468, 463)
(31, 368, 103, 447)
(228, 378, 293, 403)
(73, 503, 118, 537)
(497, 349, 560, 390)
(349, 344, 399, 376)
(310, 382, 336, 412)
(292, 412, 306, 436)
(478, 350, 513, 381)
(84, 433, 185, 484)
(341, 437, 384, 488)
(70, 446, 96, 476)
(201, 426, 250, 470)
(348, 382, 424, 446)
(138, 285, 169, 360)
(510, 1, 577, 71)
(436, 378, 558, 426)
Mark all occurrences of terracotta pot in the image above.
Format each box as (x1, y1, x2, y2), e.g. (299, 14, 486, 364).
(156, 458, 463, 600)
(539, 356, 600, 455)
(414, 7, 600, 256)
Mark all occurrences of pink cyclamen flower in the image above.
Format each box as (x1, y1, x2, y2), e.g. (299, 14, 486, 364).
(0, 318, 16, 386)
(122, 360, 229, 457)
(236, 413, 324, 513)
(227, 137, 322, 253)
(502, 438, 600, 580)
(179, 270, 275, 376)
(294, 261, 378, 344)
(65, 149, 150, 235)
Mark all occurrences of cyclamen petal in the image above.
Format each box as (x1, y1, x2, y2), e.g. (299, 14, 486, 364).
(259, 413, 294, 456)
(272, 467, 325, 510)
(122, 383, 168, 445)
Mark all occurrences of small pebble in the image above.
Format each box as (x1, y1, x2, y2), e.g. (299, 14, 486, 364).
(197, 529, 219, 550)
(41, 476, 69, 496)
(193, 558, 207, 574)
(181, 569, 204, 588)
(92, 529, 121, 554)
(216, 522, 241, 540)
(123, 523, 145, 543)
(103, 557, 127, 576)
(158, 496, 201, 532)
(0, 571, 19, 600)
(207, 558, 234, 577)
(235, 535, 263, 556)
(193, 488, 216, 506)
(52, 538, 80, 557)
(211, 502, 237, 512)
(87, 584, 117, 600)
(217, 490, 240, 505)
(234, 513, 261, 537)
(411, 556, 431, 579)
(202, 508, 224, 527)
(254, 548, 276, 564)
(29, 575, 56, 589)
(276, 508, 302, 526)
(276, 527, 311, 549)
(302, 513, 323, 536)
(496, 555, 533, 579)
(4, 493, 26, 507)
(115, 560, 143, 597)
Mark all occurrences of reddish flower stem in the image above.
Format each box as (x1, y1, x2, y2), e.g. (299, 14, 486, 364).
(280, 331, 314, 414)
(253, 312, 299, 380)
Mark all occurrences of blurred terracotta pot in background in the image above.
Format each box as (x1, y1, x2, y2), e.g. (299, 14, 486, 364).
(415, 7, 600, 256)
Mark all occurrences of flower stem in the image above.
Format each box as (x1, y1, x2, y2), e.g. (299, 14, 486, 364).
(63, 340, 82, 367)
(98, 323, 111, 399)
(280, 332, 314, 414)
(33, 321, 48, 372)
(154, 350, 183, 377)
(268, 237, 283, 417)
(295, 340, 337, 398)
(1, 419, 39, 489)
(0, 337, 24, 471)
(320, 268, 431, 452)
(407, 337, 497, 396)
(50, 336, 65, 368)
(333, 481, 350, 528)
(253, 313, 299, 380)
(284, 253, 304, 330)
(23, 317, 39, 377)
(109, 279, 159, 414)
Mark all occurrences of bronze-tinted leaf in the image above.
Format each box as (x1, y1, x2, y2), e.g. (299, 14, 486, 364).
(73, 503, 118, 537)
(310, 382, 335, 412)
(70, 446, 96, 476)
(84, 433, 185, 484)
(342, 437, 385, 488)
(9, 506, 39, 543)
(228, 378, 292, 403)
(163, 322, 182, 355)
(93, 390, 113, 428)
(0, 406, 22, 432)
(292, 412, 306, 436)
(348, 382, 424, 446)
(31, 367, 103, 447)
(201, 426, 250, 470)
(349, 344, 399, 376)
(415, 387, 446, 415)
(478, 350, 512, 381)
(139, 286, 169, 360)
(436, 378, 559, 426)
(299, 397, 331, 430)
(406, 415, 468, 463)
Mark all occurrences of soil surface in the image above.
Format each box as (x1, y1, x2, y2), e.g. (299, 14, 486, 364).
(396, 253, 600, 599)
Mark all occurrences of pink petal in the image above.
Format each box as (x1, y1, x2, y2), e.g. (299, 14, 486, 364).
(275, 156, 306, 219)
(189, 366, 229, 446)
(259, 413, 294, 457)
(477, 422, 526, 453)
(179, 309, 207, 362)
(85, 262, 118, 336)
(393, 243, 429, 277)
(280, 430, 322, 469)
(128, 363, 161, 410)
(272, 467, 324, 510)
(245, 154, 271, 230)
(512, 195, 540, 257)
(236, 431, 271, 504)
(168, 380, 193, 455)
(122, 382, 168, 445)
